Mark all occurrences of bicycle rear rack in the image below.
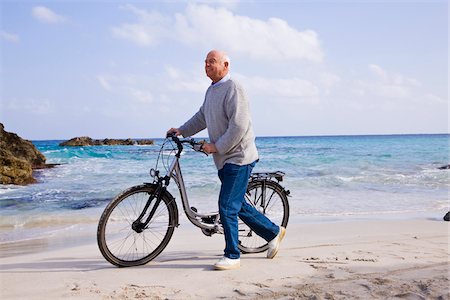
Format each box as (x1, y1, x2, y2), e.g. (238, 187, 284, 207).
(250, 171, 285, 182)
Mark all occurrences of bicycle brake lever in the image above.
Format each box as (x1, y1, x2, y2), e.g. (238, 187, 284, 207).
(193, 141, 208, 156)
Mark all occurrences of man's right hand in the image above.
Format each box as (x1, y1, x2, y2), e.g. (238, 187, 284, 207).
(166, 128, 182, 137)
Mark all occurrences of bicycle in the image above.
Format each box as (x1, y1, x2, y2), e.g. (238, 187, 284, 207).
(97, 134, 290, 267)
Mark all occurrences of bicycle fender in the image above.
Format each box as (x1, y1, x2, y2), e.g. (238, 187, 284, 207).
(248, 179, 291, 198)
(143, 183, 179, 227)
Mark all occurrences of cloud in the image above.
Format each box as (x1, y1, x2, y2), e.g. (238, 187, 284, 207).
(111, 5, 169, 46)
(165, 66, 209, 93)
(236, 74, 320, 101)
(368, 64, 388, 82)
(32, 6, 66, 24)
(113, 4, 323, 62)
(128, 88, 153, 104)
(369, 64, 421, 87)
(0, 30, 19, 42)
(355, 64, 422, 99)
(164, 65, 320, 102)
(423, 93, 447, 104)
(97, 75, 112, 91)
(96, 73, 157, 104)
(319, 72, 341, 95)
(175, 5, 323, 62)
(5, 98, 54, 115)
(186, 0, 241, 9)
(96, 66, 209, 108)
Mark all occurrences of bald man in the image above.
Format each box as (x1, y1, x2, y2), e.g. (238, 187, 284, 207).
(168, 50, 285, 270)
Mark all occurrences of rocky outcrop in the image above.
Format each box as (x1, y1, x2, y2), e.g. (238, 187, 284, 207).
(60, 137, 154, 146)
(438, 164, 450, 170)
(0, 123, 47, 185)
(59, 136, 99, 146)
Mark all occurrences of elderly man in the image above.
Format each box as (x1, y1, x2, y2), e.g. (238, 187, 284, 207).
(167, 50, 285, 270)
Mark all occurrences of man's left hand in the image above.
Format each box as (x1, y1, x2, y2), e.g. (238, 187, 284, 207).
(202, 143, 218, 154)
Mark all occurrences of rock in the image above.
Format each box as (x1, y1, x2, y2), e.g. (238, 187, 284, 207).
(444, 211, 450, 222)
(0, 123, 48, 185)
(102, 138, 134, 146)
(59, 136, 96, 147)
(438, 164, 450, 170)
(60, 137, 154, 146)
(136, 139, 154, 145)
(0, 148, 36, 185)
(0, 123, 46, 168)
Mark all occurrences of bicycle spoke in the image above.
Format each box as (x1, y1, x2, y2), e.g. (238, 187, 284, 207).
(264, 189, 277, 212)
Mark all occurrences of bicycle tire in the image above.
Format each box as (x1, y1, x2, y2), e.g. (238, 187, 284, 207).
(238, 180, 289, 254)
(97, 184, 177, 267)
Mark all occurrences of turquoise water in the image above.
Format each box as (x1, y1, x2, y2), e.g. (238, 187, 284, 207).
(0, 134, 449, 242)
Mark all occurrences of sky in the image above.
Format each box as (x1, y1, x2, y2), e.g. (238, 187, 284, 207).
(0, 0, 448, 140)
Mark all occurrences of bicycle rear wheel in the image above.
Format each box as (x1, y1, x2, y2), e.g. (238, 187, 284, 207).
(97, 184, 177, 267)
(238, 180, 289, 253)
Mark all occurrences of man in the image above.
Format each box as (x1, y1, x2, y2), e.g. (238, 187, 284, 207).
(167, 49, 286, 270)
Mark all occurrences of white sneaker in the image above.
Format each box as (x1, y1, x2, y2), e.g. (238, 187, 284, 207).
(267, 226, 286, 259)
(214, 256, 240, 270)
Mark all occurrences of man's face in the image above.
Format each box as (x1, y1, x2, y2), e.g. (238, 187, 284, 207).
(205, 52, 228, 83)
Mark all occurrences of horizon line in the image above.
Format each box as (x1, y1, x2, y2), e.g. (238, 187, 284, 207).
(30, 132, 450, 141)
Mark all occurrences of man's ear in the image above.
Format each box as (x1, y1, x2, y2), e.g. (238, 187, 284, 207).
(224, 61, 229, 69)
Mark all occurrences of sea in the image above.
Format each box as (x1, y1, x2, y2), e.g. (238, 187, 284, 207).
(0, 134, 449, 246)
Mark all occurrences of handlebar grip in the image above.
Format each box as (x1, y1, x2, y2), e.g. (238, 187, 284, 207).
(166, 133, 181, 144)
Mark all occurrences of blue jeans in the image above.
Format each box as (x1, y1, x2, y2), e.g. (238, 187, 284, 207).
(218, 161, 279, 259)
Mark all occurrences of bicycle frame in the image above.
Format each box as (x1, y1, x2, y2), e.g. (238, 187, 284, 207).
(165, 153, 222, 234)
(147, 136, 289, 236)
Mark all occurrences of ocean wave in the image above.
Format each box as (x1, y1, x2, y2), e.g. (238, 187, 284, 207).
(0, 185, 24, 195)
(0, 213, 99, 230)
(1, 136, 446, 232)
(0, 189, 113, 211)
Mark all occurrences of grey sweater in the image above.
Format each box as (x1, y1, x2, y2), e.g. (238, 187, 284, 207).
(179, 78, 259, 170)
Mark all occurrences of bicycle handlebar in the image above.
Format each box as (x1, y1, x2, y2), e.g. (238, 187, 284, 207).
(166, 133, 208, 156)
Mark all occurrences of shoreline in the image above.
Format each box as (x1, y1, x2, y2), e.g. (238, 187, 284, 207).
(1, 217, 448, 299)
(0, 209, 447, 255)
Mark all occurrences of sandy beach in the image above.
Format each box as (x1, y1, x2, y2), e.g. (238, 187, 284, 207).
(1, 217, 449, 299)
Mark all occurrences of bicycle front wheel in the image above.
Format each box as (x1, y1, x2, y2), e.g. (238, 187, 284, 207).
(97, 185, 177, 267)
(238, 180, 289, 254)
